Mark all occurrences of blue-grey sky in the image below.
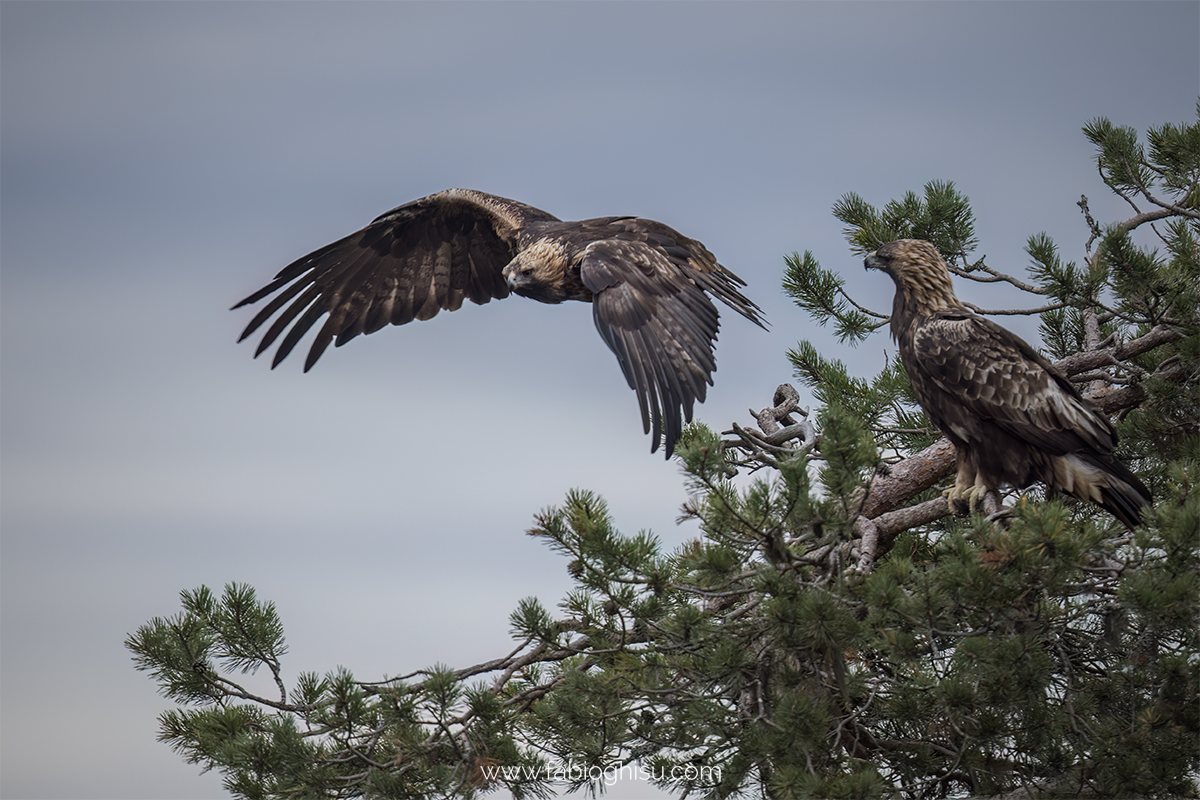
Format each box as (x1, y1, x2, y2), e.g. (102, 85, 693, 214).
(1, 2, 1195, 798)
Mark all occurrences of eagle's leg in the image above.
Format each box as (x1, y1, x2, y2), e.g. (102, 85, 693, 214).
(944, 452, 990, 516)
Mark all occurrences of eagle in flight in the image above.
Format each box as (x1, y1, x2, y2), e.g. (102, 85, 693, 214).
(865, 239, 1150, 528)
(233, 189, 766, 456)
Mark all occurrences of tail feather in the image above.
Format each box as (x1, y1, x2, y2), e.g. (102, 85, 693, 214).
(1096, 453, 1151, 529)
(1059, 452, 1151, 529)
(1099, 482, 1150, 530)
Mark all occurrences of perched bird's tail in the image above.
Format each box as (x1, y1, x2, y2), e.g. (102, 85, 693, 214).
(1095, 462, 1152, 530)
(1054, 452, 1152, 529)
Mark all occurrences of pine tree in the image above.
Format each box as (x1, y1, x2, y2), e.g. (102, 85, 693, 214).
(129, 107, 1199, 799)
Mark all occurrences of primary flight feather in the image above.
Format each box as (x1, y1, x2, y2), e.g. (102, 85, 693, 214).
(865, 239, 1150, 528)
(234, 189, 766, 456)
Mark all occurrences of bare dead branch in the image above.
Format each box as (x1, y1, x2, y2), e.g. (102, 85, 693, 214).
(858, 439, 957, 521)
(723, 384, 818, 469)
(1053, 324, 1183, 375)
(1078, 195, 1102, 253)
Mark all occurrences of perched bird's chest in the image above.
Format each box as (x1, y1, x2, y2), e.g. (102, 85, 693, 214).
(896, 317, 941, 394)
(897, 328, 945, 424)
(897, 313, 982, 443)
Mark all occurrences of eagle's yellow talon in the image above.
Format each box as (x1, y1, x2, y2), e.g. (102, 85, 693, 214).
(944, 484, 988, 516)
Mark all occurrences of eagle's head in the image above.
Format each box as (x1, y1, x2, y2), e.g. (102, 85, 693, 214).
(864, 239, 959, 314)
(503, 238, 574, 304)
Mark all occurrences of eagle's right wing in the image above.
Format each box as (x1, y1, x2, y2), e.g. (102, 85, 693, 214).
(582, 238, 726, 456)
(232, 189, 559, 371)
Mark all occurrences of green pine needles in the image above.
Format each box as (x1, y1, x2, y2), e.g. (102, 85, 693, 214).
(130, 108, 1199, 798)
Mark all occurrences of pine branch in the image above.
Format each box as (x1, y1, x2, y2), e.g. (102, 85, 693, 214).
(1119, 206, 1186, 232)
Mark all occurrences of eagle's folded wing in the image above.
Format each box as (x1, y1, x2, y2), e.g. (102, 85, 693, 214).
(910, 311, 1117, 456)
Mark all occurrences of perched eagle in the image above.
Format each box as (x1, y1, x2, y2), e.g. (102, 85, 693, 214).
(865, 239, 1150, 528)
(233, 189, 766, 456)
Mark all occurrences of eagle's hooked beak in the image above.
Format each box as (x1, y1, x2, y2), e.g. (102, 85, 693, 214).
(504, 266, 531, 291)
(863, 252, 884, 272)
(501, 259, 524, 289)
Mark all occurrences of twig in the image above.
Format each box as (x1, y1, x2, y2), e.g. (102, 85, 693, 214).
(836, 286, 889, 319)
(951, 256, 1048, 294)
(962, 301, 1067, 316)
(1078, 195, 1102, 254)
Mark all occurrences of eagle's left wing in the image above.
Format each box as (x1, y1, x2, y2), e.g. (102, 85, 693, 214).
(581, 239, 724, 456)
(911, 310, 1117, 456)
(232, 190, 558, 372)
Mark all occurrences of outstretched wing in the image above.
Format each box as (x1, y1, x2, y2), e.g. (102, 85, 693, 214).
(580, 225, 763, 457)
(232, 189, 560, 371)
(910, 310, 1116, 456)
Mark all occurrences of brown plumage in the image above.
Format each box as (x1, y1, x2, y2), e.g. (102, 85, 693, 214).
(865, 239, 1150, 528)
(233, 189, 766, 456)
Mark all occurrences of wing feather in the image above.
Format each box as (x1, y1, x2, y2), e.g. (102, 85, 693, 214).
(231, 189, 560, 370)
(237, 275, 312, 345)
(276, 301, 329, 369)
(631, 326, 666, 442)
(361, 273, 398, 335)
(909, 311, 1116, 455)
(582, 239, 725, 455)
(253, 283, 322, 358)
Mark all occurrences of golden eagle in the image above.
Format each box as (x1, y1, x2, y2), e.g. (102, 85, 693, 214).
(234, 189, 766, 456)
(865, 239, 1150, 528)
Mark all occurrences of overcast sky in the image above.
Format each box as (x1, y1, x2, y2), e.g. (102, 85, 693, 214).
(1, 2, 1195, 798)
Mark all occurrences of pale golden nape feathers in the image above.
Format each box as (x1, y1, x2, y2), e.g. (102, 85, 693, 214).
(863, 239, 961, 322)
